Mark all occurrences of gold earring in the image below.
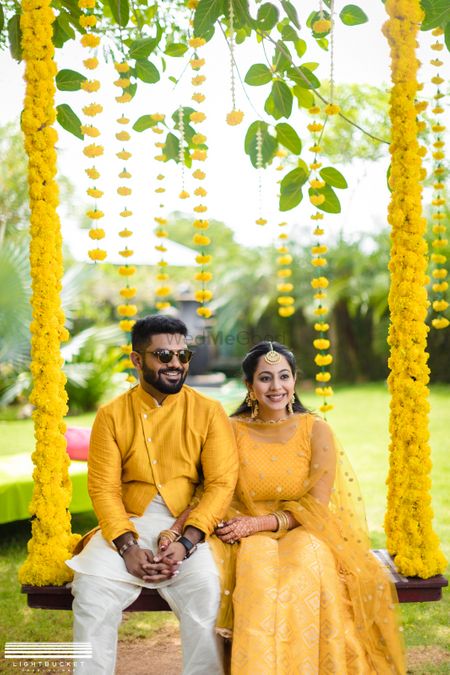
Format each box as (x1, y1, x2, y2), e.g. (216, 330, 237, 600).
(246, 392, 259, 418)
(287, 394, 295, 415)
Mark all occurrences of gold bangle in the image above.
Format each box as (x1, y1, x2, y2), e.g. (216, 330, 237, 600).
(158, 529, 181, 544)
(273, 511, 289, 532)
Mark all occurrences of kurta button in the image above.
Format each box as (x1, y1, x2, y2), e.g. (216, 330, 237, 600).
(147, 437, 152, 442)
(157, 483, 162, 489)
(152, 459, 158, 464)
(143, 413, 148, 419)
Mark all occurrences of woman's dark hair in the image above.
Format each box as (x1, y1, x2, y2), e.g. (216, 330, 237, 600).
(231, 341, 309, 416)
(131, 315, 188, 352)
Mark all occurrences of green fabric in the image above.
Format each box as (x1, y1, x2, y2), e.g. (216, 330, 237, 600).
(0, 452, 91, 524)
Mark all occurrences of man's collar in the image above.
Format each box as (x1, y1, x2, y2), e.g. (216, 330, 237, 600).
(136, 384, 181, 409)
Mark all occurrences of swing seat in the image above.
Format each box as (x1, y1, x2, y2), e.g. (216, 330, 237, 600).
(21, 549, 447, 610)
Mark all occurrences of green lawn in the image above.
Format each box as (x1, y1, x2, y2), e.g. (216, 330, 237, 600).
(0, 383, 448, 672)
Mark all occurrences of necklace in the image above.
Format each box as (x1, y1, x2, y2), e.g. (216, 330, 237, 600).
(252, 413, 294, 424)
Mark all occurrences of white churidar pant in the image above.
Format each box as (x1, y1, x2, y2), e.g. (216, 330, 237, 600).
(67, 496, 223, 675)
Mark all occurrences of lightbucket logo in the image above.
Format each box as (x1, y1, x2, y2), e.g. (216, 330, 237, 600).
(4, 643, 92, 671)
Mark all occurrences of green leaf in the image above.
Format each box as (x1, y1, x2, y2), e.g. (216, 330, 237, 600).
(244, 121, 277, 167)
(107, 0, 129, 26)
(319, 166, 348, 189)
(339, 4, 368, 26)
(193, 0, 224, 38)
(281, 0, 300, 29)
(271, 80, 293, 118)
(421, 0, 450, 31)
(129, 36, 159, 59)
(273, 40, 292, 71)
(8, 14, 22, 62)
(287, 66, 320, 89)
(310, 184, 341, 213)
(133, 115, 158, 132)
(281, 25, 298, 41)
(257, 2, 279, 30)
(230, 0, 252, 29)
(53, 10, 75, 47)
(165, 43, 188, 57)
(279, 165, 308, 211)
(294, 38, 307, 58)
(445, 21, 450, 51)
(244, 63, 272, 85)
(316, 37, 329, 50)
(135, 59, 160, 83)
(56, 104, 83, 140)
(293, 85, 314, 108)
(0, 4, 4, 33)
(164, 132, 180, 162)
(56, 69, 86, 91)
(276, 122, 301, 154)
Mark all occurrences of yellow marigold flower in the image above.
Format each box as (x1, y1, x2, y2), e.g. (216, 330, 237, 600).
(86, 167, 100, 180)
(307, 122, 323, 133)
(120, 210, 133, 219)
(226, 110, 244, 126)
(78, 0, 95, 7)
(117, 150, 132, 160)
(83, 103, 103, 117)
(117, 116, 130, 125)
(116, 131, 131, 142)
(256, 218, 267, 225)
(115, 62, 130, 73)
(312, 244, 328, 255)
(316, 372, 331, 382)
(432, 106, 444, 115)
(308, 106, 321, 115)
(192, 93, 206, 103)
(114, 78, 131, 89)
(417, 146, 427, 157)
(195, 271, 213, 282)
(314, 307, 328, 316)
(117, 186, 132, 196)
(154, 216, 167, 225)
(314, 291, 326, 300)
(432, 27, 444, 35)
(119, 249, 134, 258)
(277, 283, 293, 292)
(189, 37, 206, 48)
(155, 245, 167, 253)
(414, 101, 428, 113)
(276, 149, 288, 159)
(196, 254, 212, 264)
(433, 181, 444, 189)
(432, 268, 448, 279)
(192, 75, 206, 86)
(314, 228, 325, 237)
(310, 161, 322, 170)
(314, 322, 329, 331)
(313, 18, 331, 32)
(126, 374, 137, 383)
(433, 141, 445, 149)
(278, 306, 295, 318)
(432, 317, 450, 329)
(119, 266, 136, 276)
(116, 93, 132, 103)
(277, 269, 292, 278)
(155, 286, 171, 298)
(433, 238, 448, 248)
(155, 229, 168, 238)
(277, 254, 293, 265)
(433, 151, 445, 160)
(432, 225, 446, 234)
(430, 58, 444, 67)
(277, 246, 289, 254)
(156, 174, 165, 180)
(81, 79, 101, 93)
(179, 190, 190, 199)
(193, 234, 210, 246)
(278, 233, 289, 239)
(195, 290, 213, 303)
(325, 103, 340, 115)
(156, 301, 172, 311)
(118, 304, 137, 317)
(320, 403, 333, 413)
(193, 205, 207, 214)
(79, 14, 97, 27)
(120, 287, 137, 299)
(197, 306, 213, 318)
(155, 188, 165, 194)
(120, 358, 134, 370)
(277, 296, 294, 306)
(434, 167, 445, 176)
(192, 149, 207, 161)
(87, 187, 103, 198)
(88, 228, 105, 240)
(433, 300, 449, 312)
(313, 338, 330, 350)
(315, 353, 333, 366)
(119, 170, 132, 179)
(192, 133, 207, 145)
(194, 187, 207, 197)
(193, 219, 209, 229)
(310, 194, 325, 206)
(148, 114, 164, 123)
(190, 111, 206, 123)
(156, 272, 169, 280)
(431, 41, 444, 51)
(316, 386, 333, 397)
(81, 34, 100, 48)
(311, 257, 327, 267)
(83, 57, 99, 70)
(190, 58, 205, 70)
(431, 253, 447, 264)
(84, 144, 104, 158)
(310, 179, 325, 189)
(121, 343, 133, 354)
(88, 248, 107, 261)
(311, 277, 329, 289)
(193, 169, 206, 180)
(309, 144, 322, 153)
(154, 154, 166, 162)
(432, 124, 446, 133)
(119, 319, 136, 332)
(431, 76, 444, 85)
(81, 125, 100, 138)
(86, 208, 104, 219)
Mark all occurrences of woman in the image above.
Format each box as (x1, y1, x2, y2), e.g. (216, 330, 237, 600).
(208, 341, 405, 674)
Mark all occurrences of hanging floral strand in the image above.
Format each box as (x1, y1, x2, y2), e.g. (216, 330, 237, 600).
(152, 113, 172, 311)
(429, 27, 448, 330)
(276, 221, 295, 317)
(19, 0, 80, 585)
(383, 0, 447, 577)
(226, 0, 244, 126)
(255, 124, 267, 226)
(114, 60, 137, 382)
(189, 38, 213, 319)
(78, 0, 106, 262)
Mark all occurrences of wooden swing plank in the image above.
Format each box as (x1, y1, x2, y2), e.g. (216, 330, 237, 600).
(21, 550, 447, 610)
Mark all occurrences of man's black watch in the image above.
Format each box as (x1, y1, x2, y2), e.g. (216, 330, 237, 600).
(178, 536, 197, 558)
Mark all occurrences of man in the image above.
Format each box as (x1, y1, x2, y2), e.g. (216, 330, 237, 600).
(67, 315, 238, 674)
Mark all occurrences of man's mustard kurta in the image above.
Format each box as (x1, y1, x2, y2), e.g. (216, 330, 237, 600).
(88, 384, 239, 543)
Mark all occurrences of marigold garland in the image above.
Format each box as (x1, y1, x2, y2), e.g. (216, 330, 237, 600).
(428, 28, 449, 330)
(152, 113, 172, 311)
(19, 0, 80, 585)
(382, 0, 447, 577)
(255, 124, 267, 226)
(226, 0, 244, 126)
(276, 221, 295, 317)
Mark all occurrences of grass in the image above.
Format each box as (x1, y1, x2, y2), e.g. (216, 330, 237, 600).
(0, 383, 449, 671)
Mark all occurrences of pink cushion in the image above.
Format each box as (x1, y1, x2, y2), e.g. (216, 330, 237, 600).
(65, 427, 91, 461)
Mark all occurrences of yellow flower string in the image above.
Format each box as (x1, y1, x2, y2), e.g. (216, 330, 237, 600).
(276, 221, 295, 317)
(307, 106, 333, 414)
(189, 39, 213, 319)
(152, 113, 172, 311)
(428, 28, 448, 330)
(114, 61, 137, 382)
(226, 0, 244, 126)
(19, 0, 80, 585)
(78, 0, 106, 262)
(382, 0, 447, 577)
(255, 124, 267, 226)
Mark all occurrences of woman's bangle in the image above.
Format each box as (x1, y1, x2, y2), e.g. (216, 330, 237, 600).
(272, 511, 290, 532)
(158, 529, 181, 544)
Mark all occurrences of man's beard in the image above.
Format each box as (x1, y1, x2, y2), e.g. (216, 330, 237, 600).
(141, 362, 187, 394)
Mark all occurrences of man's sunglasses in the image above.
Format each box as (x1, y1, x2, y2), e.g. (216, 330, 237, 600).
(142, 348, 194, 364)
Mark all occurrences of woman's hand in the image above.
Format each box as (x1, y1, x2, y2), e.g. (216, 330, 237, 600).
(215, 516, 275, 543)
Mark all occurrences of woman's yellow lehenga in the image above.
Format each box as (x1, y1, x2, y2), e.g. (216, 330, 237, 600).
(208, 414, 406, 674)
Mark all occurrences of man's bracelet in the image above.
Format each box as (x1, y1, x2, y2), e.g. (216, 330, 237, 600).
(178, 536, 198, 558)
(118, 539, 139, 557)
